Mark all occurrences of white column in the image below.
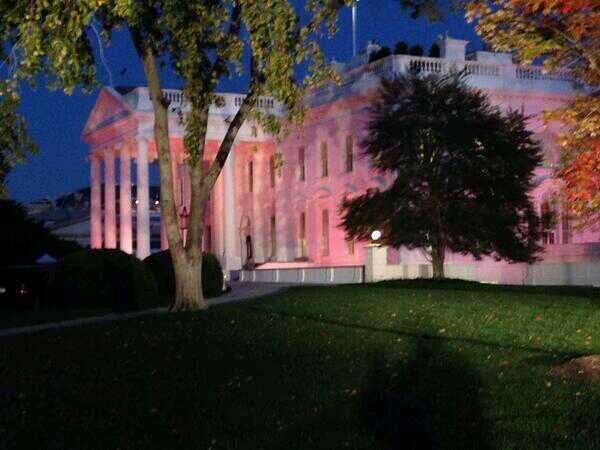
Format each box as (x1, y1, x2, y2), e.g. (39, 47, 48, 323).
(136, 138, 151, 259)
(223, 146, 240, 271)
(104, 149, 117, 249)
(119, 144, 133, 254)
(90, 155, 103, 249)
(251, 151, 265, 263)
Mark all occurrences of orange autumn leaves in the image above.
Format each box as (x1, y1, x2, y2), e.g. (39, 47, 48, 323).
(560, 145, 600, 224)
(466, 0, 600, 225)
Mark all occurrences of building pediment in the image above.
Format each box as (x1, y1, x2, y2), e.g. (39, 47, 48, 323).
(82, 87, 132, 138)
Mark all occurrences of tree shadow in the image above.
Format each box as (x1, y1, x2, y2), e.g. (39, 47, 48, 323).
(361, 340, 490, 450)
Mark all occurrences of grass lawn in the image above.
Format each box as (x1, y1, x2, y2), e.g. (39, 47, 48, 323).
(1, 281, 599, 449)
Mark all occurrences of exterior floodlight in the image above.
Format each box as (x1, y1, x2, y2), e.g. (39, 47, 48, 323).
(371, 230, 382, 241)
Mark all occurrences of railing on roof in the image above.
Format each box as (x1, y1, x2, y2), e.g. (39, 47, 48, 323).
(515, 65, 574, 82)
(337, 54, 574, 84)
(143, 89, 281, 114)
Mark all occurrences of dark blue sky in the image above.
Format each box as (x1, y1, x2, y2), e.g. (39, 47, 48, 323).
(7, 0, 482, 202)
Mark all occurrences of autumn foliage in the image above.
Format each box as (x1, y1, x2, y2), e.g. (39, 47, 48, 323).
(466, 0, 600, 226)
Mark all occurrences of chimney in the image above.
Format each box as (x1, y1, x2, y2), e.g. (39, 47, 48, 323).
(436, 34, 469, 61)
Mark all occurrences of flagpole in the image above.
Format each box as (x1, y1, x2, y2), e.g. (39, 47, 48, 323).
(352, 1, 358, 58)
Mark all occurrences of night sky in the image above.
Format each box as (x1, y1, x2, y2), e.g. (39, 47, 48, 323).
(7, 0, 482, 202)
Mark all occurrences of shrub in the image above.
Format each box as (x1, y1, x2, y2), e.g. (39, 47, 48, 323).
(429, 43, 441, 58)
(144, 250, 224, 299)
(46, 249, 161, 311)
(368, 46, 392, 63)
(409, 45, 424, 56)
(0, 200, 82, 266)
(394, 41, 409, 55)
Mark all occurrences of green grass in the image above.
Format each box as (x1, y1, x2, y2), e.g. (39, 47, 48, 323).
(1, 281, 600, 449)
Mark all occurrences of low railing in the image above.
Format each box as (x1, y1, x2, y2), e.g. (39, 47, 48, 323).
(338, 54, 574, 84)
(516, 65, 573, 82)
(240, 265, 365, 284)
(141, 89, 282, 114)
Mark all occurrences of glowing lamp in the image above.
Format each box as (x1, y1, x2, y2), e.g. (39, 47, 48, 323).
(371, 230, 382, 241)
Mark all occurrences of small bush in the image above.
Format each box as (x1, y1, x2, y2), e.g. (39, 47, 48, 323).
(369, 46, 392, 63)
(429, 43, 440, 58)
(144, 250, 224, 299)
(394, 41, 409, 55)
(409, 45, 424, 56)
(47, 249, 161, 311)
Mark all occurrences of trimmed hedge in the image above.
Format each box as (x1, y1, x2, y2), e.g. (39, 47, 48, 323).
(47, 249, 162, 311)
(144, 250, 223, 298)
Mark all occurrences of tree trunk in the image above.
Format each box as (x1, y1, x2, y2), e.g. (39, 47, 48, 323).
(132, 27, 260, 312)
(431, 244, 445, 280)
(171, 248, 206, 311)
(133, 31, 207, 310)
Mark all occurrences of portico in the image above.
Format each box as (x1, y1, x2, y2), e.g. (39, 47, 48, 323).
(83, 87, 281, 271)
(88, 136, 154, 259)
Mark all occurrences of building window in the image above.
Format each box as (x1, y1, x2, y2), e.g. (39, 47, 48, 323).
(345, 135, 354, 173)
(248, 160, 253, 193)
(321, 142, 328, 178)
(541, 200, 556, 245)
(298, 147, 305, 181)
(321, 209, 329, 256)
(269, 155, 276, 188)
(562, 211, 571, 244)
(270, 215, 277, 259)
(299, 212, 307, 258)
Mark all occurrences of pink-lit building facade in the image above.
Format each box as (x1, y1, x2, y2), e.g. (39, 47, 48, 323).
(84, 37, 599, 286)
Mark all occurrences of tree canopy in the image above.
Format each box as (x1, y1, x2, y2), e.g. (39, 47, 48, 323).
(341, 71, 544, 278)
(466, 0, 600, 226)
(0, 200, 81, 266)
(0, 0, 354, 310)
(0, 83, 37, 200)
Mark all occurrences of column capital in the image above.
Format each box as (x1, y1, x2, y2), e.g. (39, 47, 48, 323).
(136, 131, 153, 143)
(103, 147, 117, 160)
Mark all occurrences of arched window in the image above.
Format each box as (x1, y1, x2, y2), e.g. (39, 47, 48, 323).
(321, 209, 330, 256)
(345, 135, 354, 173)
(270, 215, 277, 259)
(298, 147, 305, 181)
(321, 142, 328, 178)
(562, 208, 571, 244)
(248, 160, 253, 193)
(540, 198, 557, 245)
(298, 212, 307, 258)
(269, 155, 276, 188)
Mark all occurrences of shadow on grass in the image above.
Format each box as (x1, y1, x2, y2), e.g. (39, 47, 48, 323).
(361, 340, 489, 450)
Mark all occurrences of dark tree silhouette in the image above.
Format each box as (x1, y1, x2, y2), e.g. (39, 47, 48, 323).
(409, 44, 424, 56)
(341, 72, 544, 279)
(369, 46, 392, 63)
(394, 41, 409, 55)
(429, 42, 441, 58)
(0, 200, 81, 266)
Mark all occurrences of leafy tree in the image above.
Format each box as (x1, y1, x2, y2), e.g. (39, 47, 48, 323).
(4, 0, 352, 310)
(0, 200, 81, 266)
(369, 46, 392, 63)
(394, 41, 410, 55)
(409, 45, 424, 56)
(0, 81, 37, 200)
(466, 0, 600, 226)
(429, 42, 441, 57)
(341, 72, 543, 279)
